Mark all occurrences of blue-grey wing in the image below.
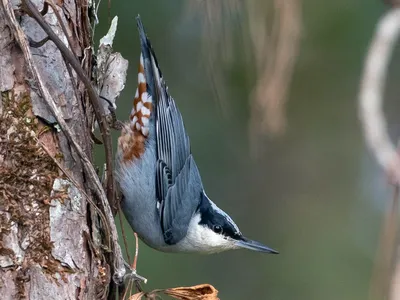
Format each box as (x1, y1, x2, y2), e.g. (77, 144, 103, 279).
(156, 91, 190, 178)
(155, 90, 202, 244)
(136, 16, 202, 244)
(161, 155, 203, 244)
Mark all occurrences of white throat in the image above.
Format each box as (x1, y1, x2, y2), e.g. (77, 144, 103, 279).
(174, 213, 239, 254)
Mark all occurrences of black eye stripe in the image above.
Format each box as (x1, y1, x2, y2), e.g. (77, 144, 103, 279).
(198, 192, 242, 239)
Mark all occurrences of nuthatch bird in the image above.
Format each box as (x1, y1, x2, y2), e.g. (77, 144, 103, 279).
(116, 16, 278, 255)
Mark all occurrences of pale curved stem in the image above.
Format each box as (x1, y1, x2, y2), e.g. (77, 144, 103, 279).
(359, 8, 400, 300)
(359, 9, 400, 180)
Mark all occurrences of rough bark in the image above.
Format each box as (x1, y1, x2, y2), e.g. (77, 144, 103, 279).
(0, 0, 126, 299)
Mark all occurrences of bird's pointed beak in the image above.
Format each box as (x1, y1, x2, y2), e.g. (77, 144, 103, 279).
(235, 237, 279, 254)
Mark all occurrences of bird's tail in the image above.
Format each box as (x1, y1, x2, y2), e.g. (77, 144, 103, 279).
(128, 15, 163, 137)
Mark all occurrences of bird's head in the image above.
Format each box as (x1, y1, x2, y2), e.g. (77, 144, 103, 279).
(179, 192, 279, 254)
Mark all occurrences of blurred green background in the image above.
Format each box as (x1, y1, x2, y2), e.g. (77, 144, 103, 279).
(94, 0, 400, 299)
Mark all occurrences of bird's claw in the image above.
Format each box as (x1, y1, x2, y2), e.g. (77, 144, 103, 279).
(124, 270, 147, 284)
(123, 262, 147, 284)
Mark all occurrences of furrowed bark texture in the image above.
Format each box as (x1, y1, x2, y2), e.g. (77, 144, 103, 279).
(0, 0, 112, 299)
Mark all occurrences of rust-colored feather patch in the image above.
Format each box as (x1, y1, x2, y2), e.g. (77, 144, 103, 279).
(129, 53, 153, 137)
(118, 127, 146, 162)
(119, 53, 154, 162)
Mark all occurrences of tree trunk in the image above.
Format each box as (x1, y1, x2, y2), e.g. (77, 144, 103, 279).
(0, 0, 119, 299)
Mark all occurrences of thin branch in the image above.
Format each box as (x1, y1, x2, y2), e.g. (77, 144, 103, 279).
(44, 0, 78, 59)
(133, 232, 139, 271)
(358, 8, 400, 300)
(359, 9, 400, 181)
(369, 184, 399, 299)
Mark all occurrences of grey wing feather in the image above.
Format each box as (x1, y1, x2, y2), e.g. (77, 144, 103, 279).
(157, 95, 190, 178)
(162, 156, 202, 244)
(155, 84, 201, 245)
(136, 16, 202, 245)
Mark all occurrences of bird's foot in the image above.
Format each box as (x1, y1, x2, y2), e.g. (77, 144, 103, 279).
(123, 262, 147, 286)
(99, 96, 124, 130)
(124, 270, 147, 283)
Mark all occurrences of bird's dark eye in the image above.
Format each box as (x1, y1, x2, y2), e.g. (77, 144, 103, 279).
(213, 225, 223, 233)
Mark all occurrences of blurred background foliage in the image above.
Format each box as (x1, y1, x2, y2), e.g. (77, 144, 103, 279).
(93, 0, 400, 299)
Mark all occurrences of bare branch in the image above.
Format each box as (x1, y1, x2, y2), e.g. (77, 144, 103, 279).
(358, 8, 400, 300)
(359, 9, 400, 180)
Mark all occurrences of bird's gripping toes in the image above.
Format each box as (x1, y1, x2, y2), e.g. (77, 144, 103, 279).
(116, 16, 278, 255)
